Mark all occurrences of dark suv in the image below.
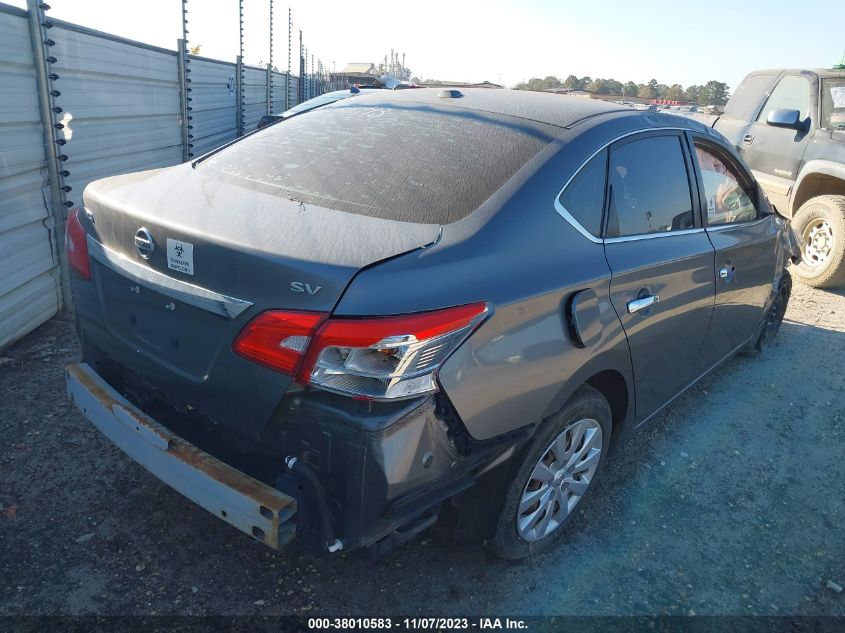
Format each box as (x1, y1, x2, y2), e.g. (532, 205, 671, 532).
(711, 68, 845, 287)
(65, 89, 799, 559)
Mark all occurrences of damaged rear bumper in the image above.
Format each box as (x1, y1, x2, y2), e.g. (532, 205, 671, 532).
(65, 362, 297, 549)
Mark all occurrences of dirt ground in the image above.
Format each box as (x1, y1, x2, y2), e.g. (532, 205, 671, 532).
(0, 281, 843, 617)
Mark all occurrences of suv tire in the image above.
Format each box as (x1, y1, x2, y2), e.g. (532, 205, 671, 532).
(791, 195, 845, 288)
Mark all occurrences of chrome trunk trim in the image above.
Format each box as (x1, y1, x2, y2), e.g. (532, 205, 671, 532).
(86, 234, 253, 319)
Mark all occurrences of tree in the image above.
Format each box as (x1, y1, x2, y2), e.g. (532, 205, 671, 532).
(665, 84, 686, 101)
(563, 74, 580, 89)
(700, 80, 730, 105)
(514, 75, 563, 92)
(636, 79, 658, 99)
(588, 78, 610, 94)
(605, 79, 623, 95)
(637, 83, 655, 99)
(514, 73, 731, 102)
(684, 84, 701, 104)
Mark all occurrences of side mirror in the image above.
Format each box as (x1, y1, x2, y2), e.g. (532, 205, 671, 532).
(766, 108, 805, 130)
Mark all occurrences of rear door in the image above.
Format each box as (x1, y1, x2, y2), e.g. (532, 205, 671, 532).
(690, 136, 779, 366)
(603, 132, 716, 419)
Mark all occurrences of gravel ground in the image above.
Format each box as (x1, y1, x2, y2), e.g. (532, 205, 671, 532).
(0, 281, 843, 617)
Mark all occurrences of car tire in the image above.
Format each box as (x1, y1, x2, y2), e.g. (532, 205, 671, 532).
(753, 269, 791, 352)
(791, 195, 845, 288)
(490, 385, 611, 560)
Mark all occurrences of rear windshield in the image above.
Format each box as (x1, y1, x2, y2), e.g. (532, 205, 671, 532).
(201, 100, 561, 224)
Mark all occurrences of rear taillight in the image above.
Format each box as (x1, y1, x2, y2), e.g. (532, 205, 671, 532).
(233, 303, 488, 400)
(300, 302, 488, 400)
(232, 310, 326, 375)
(65, 207, 91, 280)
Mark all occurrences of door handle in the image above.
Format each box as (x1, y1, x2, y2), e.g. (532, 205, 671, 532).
(719, 265, 737, 282)
(741, 134, 754, 145)
(627, 294, 660, 314)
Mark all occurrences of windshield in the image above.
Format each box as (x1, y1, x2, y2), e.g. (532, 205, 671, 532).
(822, 79, 845, 130)
(201, 100, 561, 224)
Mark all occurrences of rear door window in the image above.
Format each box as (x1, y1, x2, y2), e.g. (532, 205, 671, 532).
(606, 135, 694, 237)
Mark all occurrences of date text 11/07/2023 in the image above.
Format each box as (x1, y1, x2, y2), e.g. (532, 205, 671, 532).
(307, 618, 529, 630)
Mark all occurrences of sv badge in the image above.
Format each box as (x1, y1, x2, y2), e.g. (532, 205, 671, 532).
(290, 281, 322, 295)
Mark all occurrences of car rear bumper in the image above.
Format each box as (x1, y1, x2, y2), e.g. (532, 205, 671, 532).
(65, 362, 297, 549)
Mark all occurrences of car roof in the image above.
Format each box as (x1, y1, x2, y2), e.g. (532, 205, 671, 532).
(331, 87, 631, 129)
(814, 68, 845, 80)
(748, 68, 845, 80)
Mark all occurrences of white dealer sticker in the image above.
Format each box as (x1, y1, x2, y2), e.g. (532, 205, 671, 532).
(166, 238, 194, 275)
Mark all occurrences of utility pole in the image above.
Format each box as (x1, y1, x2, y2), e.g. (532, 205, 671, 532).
(236, 0, 244, 135)
(298, 30, 303, 104)
(286, 8, 291, 110)
(27, 0, 71, 309)
(267, 0, 273, 113)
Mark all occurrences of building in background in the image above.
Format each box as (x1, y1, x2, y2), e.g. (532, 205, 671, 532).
(330, 49, 412, 88)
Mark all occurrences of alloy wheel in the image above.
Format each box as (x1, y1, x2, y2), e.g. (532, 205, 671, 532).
(516, 418, 602, 542)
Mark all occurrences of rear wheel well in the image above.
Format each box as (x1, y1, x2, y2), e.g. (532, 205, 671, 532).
(792, 173, 845, 215)
(585, 369, 629, 436)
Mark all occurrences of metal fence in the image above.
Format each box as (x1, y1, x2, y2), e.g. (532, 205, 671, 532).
(0, 1, 328, 350)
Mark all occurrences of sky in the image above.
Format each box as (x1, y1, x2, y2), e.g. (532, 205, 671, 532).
(9, 0, 845, 91)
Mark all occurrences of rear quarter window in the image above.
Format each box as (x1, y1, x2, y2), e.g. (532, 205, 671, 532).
(557, 150, 607, 236)
(201, 101, 562, 224)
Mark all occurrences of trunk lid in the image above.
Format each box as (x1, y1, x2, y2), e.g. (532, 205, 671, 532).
(81, 163, 439, 432)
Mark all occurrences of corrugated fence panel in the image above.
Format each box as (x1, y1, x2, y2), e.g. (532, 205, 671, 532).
(0, 6, 61, 349)
(289, 75, 299, 107)
(243, 65, 267, 132)
(270, 71, 289, 113)
(0, 5, 326, 349)
(51, 24, 183, 202)
(189, 56, 237, 157)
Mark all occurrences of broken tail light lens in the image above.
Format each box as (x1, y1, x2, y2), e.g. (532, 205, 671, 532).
(234, 303, 489, 400)
(298, 302, 489, 400)
(66, 207, 91, 280)
(233, 311, 327, 375)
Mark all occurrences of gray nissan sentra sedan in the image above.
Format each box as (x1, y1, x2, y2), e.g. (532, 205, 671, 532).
(65, 88, 799, 559)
